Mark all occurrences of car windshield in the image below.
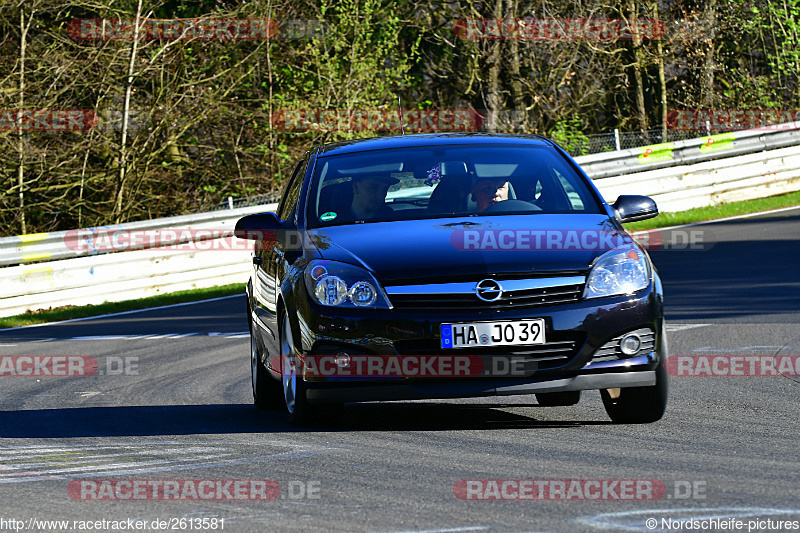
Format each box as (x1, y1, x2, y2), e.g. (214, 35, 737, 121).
(307, 144, 604, 227)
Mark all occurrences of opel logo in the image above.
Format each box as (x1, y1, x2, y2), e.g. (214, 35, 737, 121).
(475, 279, 503, 302)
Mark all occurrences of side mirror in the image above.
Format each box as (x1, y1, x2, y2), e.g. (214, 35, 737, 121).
(613, 195, 659, 223)
(234, 212, 282, 243)
(235, 213, 303, 250)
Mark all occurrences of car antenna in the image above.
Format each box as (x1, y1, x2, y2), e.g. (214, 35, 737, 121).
(397, 96, 405, 135)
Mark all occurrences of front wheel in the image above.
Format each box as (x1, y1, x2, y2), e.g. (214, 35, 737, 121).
(251, 326, 283, 410)
(600, 357, 668, 423)
(279, 310, 317, 426)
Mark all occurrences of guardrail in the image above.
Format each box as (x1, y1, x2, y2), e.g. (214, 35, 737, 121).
(591, 143, 800, 212)
(2, 122, 800, 317)
(0, 245, 255, 317)
(574, 121, 800, 179)
(0, 203, 277, 268)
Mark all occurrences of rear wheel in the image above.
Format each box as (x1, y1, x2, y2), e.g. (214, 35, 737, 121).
(536, 391, 581, 406)
(280, 310, 316, 426)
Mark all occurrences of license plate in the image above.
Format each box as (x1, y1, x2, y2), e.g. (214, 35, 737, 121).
(440, 319, 546, 349)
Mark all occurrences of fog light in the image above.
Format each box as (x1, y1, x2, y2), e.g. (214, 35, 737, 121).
(620, 334, 642, 355)
(335, 353, 351, 368)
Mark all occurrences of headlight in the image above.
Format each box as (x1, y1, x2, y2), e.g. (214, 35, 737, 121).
(305, 260, 392, 309)
(583, 244, 650, 299)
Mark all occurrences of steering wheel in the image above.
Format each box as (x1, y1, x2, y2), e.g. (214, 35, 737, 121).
(482, 199, 543, 214)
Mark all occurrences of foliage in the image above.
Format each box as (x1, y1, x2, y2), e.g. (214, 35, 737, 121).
(1, 0, 800, 234)
(547, 117, 592, 156)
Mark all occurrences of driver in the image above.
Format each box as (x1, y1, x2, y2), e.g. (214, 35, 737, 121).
(349, 175, 399, 220)
(472, 178, 509, 212)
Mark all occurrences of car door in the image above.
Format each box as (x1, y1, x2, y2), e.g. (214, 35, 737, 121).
(252, 153, 309, 372)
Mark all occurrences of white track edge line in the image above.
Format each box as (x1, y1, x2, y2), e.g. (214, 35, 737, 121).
(0, 294, 243, 332)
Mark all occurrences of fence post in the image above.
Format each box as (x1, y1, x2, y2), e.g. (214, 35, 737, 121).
(227, 196, 234, 209)
(614, 129, 621, 151)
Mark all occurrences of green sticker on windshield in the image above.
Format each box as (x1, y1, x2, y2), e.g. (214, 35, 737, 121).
(320, 211, 338, 221)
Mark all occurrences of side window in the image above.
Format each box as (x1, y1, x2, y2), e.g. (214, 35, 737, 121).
(277, 154, 309, 221)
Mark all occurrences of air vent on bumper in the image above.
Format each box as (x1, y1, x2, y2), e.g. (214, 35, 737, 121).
(591, 328, 655, 362)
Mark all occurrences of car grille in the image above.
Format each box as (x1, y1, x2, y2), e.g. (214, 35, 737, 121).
(386, 274, 586, 312)
(591, 328, 656, 362)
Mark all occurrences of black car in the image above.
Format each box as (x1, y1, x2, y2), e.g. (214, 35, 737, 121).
(236, 133, 667, 425)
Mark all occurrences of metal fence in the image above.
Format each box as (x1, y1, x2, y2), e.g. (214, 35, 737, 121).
(563, 128, 718, 156)
(195, 191, 282, 213)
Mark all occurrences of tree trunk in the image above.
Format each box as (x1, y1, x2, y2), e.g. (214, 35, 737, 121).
(484, 0, 504, 133)
(505, 0, 525, 132)
(699, 0, 717, 108)
(114, 0, 143, 223)
(628, 0, 648, 133)
(654, 3, 668, 141)
(267, 0, 275, 184)
(16, 4, 30, 235)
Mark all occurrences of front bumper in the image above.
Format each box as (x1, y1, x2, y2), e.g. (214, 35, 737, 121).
(290, 279, 664, 404)
(306, 364, 656, 403)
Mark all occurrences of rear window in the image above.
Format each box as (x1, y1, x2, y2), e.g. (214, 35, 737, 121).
(307, 144, 603, 227)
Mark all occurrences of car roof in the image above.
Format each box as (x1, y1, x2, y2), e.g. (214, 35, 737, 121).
(316, 133, 555, 157)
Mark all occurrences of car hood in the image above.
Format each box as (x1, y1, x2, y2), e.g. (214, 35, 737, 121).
(307, 215, 633, 284)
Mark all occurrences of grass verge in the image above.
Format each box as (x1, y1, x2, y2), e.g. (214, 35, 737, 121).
(623, 190, 800, 231)
(2, 191, 799, 328)
(0, 283, 244, 329)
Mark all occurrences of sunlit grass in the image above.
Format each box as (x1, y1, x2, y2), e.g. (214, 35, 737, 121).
(623, 190, 800, 231)
(0, 283, 245, 329)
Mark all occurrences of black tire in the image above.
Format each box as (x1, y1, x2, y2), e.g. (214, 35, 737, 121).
(536, 391, 581, 406)
(251, 325, 283, 410)
(600, 357, 668, 424)
(279, 310, 317, 426)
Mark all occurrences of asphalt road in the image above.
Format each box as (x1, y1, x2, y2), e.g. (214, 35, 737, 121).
(1, 207, 799, 533)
